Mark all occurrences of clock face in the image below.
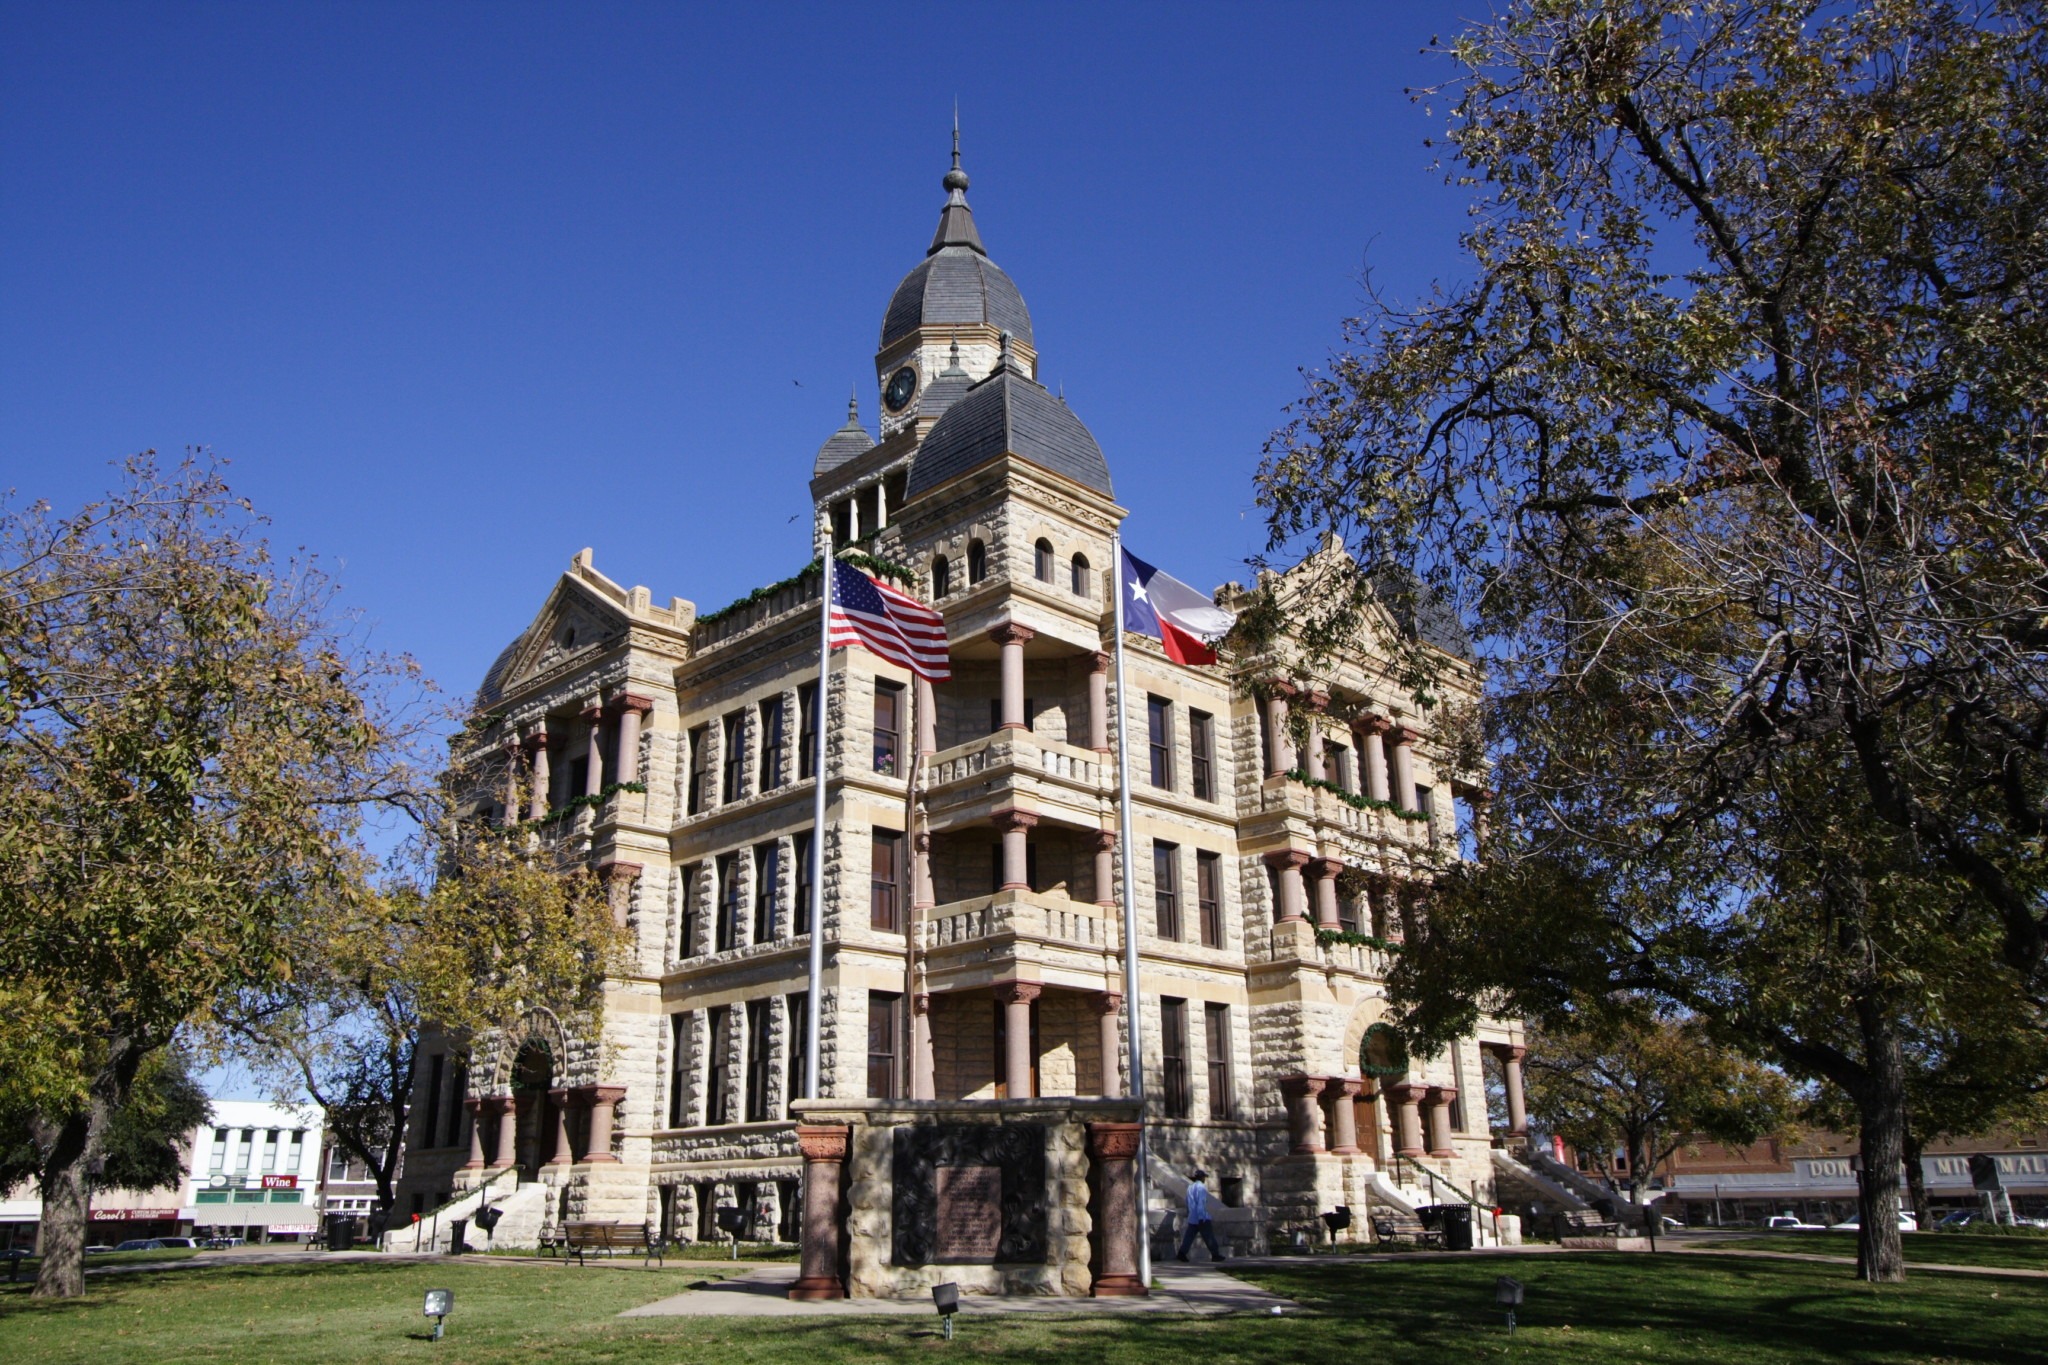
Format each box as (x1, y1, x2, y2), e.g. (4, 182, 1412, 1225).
(884, 365, 918, 413)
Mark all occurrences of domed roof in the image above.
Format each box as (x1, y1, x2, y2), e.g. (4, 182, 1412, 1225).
(916, 340, 974, 425)
(906, 360, 1111, 500)
(879, 136, 1034, 349)
(814, 393, 875, 475)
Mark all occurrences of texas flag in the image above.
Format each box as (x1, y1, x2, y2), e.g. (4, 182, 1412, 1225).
(1121, 548, 1237, 665)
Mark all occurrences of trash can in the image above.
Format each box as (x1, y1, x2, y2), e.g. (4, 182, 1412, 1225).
(449, 1218, 468, 1255)
(325, 1216, 355, 1252)
(1440, 1204, 1474, 1251)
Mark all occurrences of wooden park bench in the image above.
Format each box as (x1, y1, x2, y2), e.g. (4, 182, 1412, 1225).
(1558, 1209, 1621, 1239)
(1370, 1211, 1444, 1249)
(561, 1221, 664, 1267)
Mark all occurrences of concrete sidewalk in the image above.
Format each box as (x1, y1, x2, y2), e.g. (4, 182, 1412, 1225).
(1671, 1243, 2048, 1280)
(619, 1261, 1299, 1318)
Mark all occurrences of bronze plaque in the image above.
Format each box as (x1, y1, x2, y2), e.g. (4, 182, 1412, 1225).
(934, 1164, 1004, 1262)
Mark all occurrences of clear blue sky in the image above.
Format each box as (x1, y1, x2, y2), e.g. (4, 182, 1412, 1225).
(3, 1, 1481, 714)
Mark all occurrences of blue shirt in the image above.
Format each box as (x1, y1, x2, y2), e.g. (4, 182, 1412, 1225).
(1186, 1182, 1211, 1222)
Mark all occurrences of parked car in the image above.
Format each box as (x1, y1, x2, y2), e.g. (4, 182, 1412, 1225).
(113, 1238, 166, 1252)
(1828, 1214, 1918, 1232)
(82, 1245, 115, 1255)
(1937, 1208, 1991, 1229)
(1766, 1214, 1827, 1231)
(155, 1237, 197, 1249)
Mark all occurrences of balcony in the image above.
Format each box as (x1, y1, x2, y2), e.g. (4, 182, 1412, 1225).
(922, 887, 1113, 956)
(923, 730, 1110, 828)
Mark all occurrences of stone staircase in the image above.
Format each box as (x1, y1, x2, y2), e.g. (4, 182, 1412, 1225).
(1512, 1148, 1649, 1230)
(382, 1167, 551, 1254)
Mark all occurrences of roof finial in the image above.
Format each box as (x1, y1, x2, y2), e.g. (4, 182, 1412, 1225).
(944, 106, 969, 194)
(847, 385, 860, 423)
(942, 339, 966, 376)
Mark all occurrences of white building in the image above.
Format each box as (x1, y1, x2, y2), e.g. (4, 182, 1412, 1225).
(184, 1099, 326, 1242)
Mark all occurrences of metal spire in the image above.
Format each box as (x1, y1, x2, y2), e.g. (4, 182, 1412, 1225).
(930, 109, 983, 254)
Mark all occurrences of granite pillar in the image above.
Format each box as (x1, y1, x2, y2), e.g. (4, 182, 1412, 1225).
(788, 1124, 850, 1300)
(1086, 1122, 1147, 1296)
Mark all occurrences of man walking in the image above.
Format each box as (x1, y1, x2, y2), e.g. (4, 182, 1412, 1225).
(1175, 1170, 1223, 1262)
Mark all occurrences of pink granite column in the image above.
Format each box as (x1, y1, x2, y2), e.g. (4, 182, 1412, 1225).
(502, 739, 522, 826)
(1263, 850, 1311, 923)
(1263, 686, 1296, 775)
(1096, 992, 1124, 1098)
(1387, 724, 1419, 812)
(1000, 981, 1042, 1098)
(1329, 1078, 1364, 1155)
(1280, 1075, 1329, 1154)
(596, 860, 642, 929)
(1385, 1082, 1427, 1156)
(584, 1086, 625, 1163)
(581, 703, 607, 796)
(994, 809, 1038, 890)
(1086, 1122, 1148, 1296)
(545, 1088, 574, 1166)
(788, 1125, 850, 1300)
(990, 623, 1036, 730)
(911, 993, 935, 1101)
(488, 1097, 517, 1170)
(1356, 715, 1390, 803)
(1308, 858, 1343, 930)
(916, 676, 937, 756)
(1301, 691, 1329, 781)
(611, 693, 652, 788)
(1501, 1046, 1528, 1139)
(461, 1099, 487, 1170)
(526, 730, 552, 820)
(1425, 1086, 1458, 1157)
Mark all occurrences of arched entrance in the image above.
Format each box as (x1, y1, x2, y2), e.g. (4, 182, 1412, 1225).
(1358, 1023, 1409, 1165)
(511, 1040, 557, 1176)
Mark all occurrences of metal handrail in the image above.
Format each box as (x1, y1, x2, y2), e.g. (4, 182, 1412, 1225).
(1396, 1154, 1487, 1212)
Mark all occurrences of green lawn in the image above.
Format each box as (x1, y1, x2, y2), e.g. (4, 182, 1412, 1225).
(0, 1249, 2040, 1364)
(1700, 1231, 2048, 1271)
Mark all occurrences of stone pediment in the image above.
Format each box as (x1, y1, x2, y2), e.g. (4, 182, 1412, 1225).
(497, 581, 632, 698)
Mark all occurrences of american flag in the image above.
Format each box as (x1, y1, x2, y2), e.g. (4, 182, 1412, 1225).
(827, 559, 952, 681)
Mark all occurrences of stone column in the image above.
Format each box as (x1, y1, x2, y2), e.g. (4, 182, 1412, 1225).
(581, 703, 607, 797)
(487, 1097, 516, 1170)
(545, 1089, 574, 1166)
(1096, 992, 1124, 1098)
(526, 730, 552, 820)
(915, 676, 936, 756)
(999, 981, 1041, 1098)
(1090, 829, 1117, 909)
(611, 693, 652, 788)
(581, 1085, 625, 1163)
(1356, 716, 1390, 803)
(993, 809, 1038, 890)
(1308, 858, 1343, 930)
(1280, 1075, 1328, 1153)
(1086, 1122, 1147, 1296)
(911, 994, 935, 1101)
(1502, 1046, 1529, 1138)
(461, 1100, 487, 1170)
(990, 623, 1036, 730)
(1262, 687, 1296, 776)
(1425, 1086, 1458, 1157)
(1263, 850, 1311, 923)
(1087, 652, 1111, 751)
(597, 861, 642, 929)
(1388, 725, 1419, 812)
(911, 829, 935, 914)
(1329, 1079, 1364, 1155)
(1385, 1082, 1427, 1156)
(1301, 692, 1329, 781)
(502, 739, 522, 825)
(788, 1124, 850, 1300)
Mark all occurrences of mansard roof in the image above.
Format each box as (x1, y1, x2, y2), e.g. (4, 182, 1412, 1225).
(905, 362, 1112, 500)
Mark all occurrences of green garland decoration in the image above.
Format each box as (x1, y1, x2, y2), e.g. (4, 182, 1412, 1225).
(696, 552, 920, 628)
(515, 782, 648, 832)
(1314, 928, 1404, 954)
(1284, 769, 1431, 822)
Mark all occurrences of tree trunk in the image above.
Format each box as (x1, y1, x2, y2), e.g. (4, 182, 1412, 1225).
(31, 1114, 93, 1299)
(1903, 1126, 1932, 1231)
(1854, 1002, 1908, 1283)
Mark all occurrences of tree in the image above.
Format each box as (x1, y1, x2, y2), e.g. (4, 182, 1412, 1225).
(1255, 1, 2048, 1282)
(226, 795, 628, 1220)
(1523, 1012, 1794, 1208)
(2, 1047, 212, 1204)
(0, 454, 427, 1297)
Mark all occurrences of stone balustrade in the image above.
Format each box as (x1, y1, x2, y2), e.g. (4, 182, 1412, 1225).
(922, 888, 1110, 953)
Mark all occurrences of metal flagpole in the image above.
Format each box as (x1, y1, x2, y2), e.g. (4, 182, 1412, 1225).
(805, 535, 834, 1098)
(1111, 530, 1152, 1286)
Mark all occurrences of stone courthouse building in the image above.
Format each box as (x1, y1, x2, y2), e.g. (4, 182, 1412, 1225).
(390, 146, 1528, 1267)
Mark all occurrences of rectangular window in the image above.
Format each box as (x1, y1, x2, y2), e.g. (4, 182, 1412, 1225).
(1190, 709, 1215, 801)
(752, 842, 779, 942)
(1338, 883, 1361, 934)
(210, 1128, 229, 1172)
(1205, 1003, 1233, 1120)
(1161, 998, 1191, 1119)
(867, 991, 901, 1099)
(687, 724, 711, 815)
(721, 711, 747, 804)
(758, 697, 785, 791)
(261, 1129, 279, 1171)
(716, 851, 743, 952)
(706, 1007, 731, 1124)
(797, 682, 819, 780)
(326, 1144, 347, 1181)
(792, 832, 814, 936)
(236, 1130, 253, 1173)
(669, 1012, 688, 1127)
(1327, 741, 1353, 794)
(871, 829, 902, 932)
(1196, 850, 1223, 948)
(745, 999, 773, 1123)
(445, 1065, 466, 1149)
(680, 861, 702, 957)
(1417, 783, 1437, 841)
(421, 1055, 444, 1147)
(785, 993, 809, 1113)
(874, 681, 902, 776)
(1153, 841, 1181, 940)
(1147, 695, 1173, 790)
(1450, 1047, 1468, 1132)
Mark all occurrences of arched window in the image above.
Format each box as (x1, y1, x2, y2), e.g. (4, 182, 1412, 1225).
(1070, 553, 1090, 597)
(967, 539, 987, 584)
(1034, 539, 1055, 583)
(932, 556, 951, 598)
